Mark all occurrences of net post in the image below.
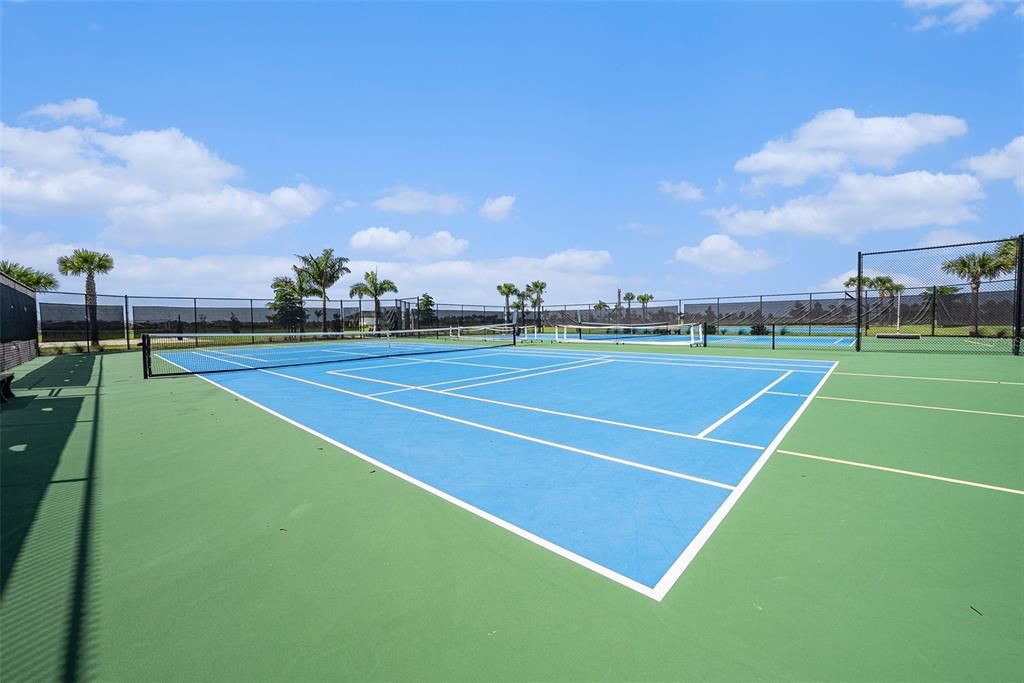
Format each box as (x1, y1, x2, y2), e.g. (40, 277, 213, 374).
(701, 322, 708, 348)
(772, 323, 776, 350)
(1013, 233, 1023, 356)
(141, 334, 151, 379)
(855, 252, 863, 352)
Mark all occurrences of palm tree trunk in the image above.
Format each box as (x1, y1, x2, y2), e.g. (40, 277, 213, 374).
(504, 295, 510, 324)
(86, 273, 98, 348)
(970, 282, 979, 336)
(321, 294, 328, 333)
(373, 297, 381, 332)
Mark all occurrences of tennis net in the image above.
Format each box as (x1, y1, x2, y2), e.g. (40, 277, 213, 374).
(142, 324, 518, 377)
(554, 322, 703, 346)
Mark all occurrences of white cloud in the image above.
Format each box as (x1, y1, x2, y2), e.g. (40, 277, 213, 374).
(916, 228, 978, 247)
(334, 200, 358, 213)
(658, 180, 704, 201)
(373, 187, 463, 215)
(708, 171, 984, 241)
(25, 97, 125, 128)
(961, 136, 1024, 190)
(906, 0, 997, 32)
(735, 108, 967, 187)
(540, 248, 611, 271)
(103, 184, 328, 246)
(348, 227, 469, 260)
(674, 234, 777, 274)
(0, 107, 328, 245)
(479, 195, 516, 222)
(2, 225, 616, 302)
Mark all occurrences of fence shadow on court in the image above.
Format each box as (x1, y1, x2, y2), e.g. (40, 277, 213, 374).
(0, 354, 102, 682)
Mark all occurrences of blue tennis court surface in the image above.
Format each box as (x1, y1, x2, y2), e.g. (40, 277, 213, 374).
(164, 344, 836, 600)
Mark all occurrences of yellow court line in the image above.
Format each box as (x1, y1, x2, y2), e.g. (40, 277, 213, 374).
(832, 371, 1024, 386)
(815, 395, 1024, 418)
(778, 449, 1024, 496)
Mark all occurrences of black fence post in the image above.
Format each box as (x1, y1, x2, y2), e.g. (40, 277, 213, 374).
(930, 286, 937, 337)
(193, 298, 199, 346)
(856, 252, 863, 351)
(772, 323, 776, 350)
(124, 294, 131, 350)
(1014, 233, 1023, 356)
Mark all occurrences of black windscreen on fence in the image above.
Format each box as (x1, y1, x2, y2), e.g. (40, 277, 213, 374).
(1, 273, 38, 343)
(38, 293, 125, 343)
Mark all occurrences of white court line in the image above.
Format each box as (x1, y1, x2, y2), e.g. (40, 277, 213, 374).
(440, 359, 614, 392)
(648, 361, 838, 601)
(506, 349, 826, 375)
(833, 371, 1024, 387)
(766, 391, 809, 398)
(778, 449, 1024, 496)
(188, 351, 735, 491)
(326, 369, 763, 450)
(815, 395, 1024, 419)
(697, 372, 793, 438)
(361, 358, 605, 397)
(172, 364, 662, 599)
(319, 351, 516, 374)
(500, 344, 837, 368)
(163, 348, 837, 600)
(263, 369, 735, 491)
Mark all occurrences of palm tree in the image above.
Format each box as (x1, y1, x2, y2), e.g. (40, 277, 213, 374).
(525, 281, 547, 329)
(994, 239, 1018, 275)
(941, 252, 1003, 336)
(512, 289, 528, 322)
(269, 271, 317, 332)
(295, 248, 350, 332)
(0, 260, 59, 291)
(349, 270, 398, 331)
(496, 283, 518, 324)
(593, 300, 609, 322)
(56, 249, 114, 347)
(636, 293, 654, 321)
(843, 275, 874, 290)
(623, 291, 635, 322)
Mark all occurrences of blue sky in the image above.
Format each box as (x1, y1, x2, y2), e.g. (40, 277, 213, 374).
(2, 1, 1022, 304)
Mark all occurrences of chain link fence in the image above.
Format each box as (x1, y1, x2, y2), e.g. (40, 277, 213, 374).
(23, 235, 1023, 355)
(858, 235, 1022, 354)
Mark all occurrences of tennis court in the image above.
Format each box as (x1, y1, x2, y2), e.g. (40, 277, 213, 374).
(150, 332, 836, 596)
(2, 333, 1021, 680)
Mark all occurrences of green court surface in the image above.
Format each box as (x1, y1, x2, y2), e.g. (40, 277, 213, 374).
(1, 346, 1022, 681)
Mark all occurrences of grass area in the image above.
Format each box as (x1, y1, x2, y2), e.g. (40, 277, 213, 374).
(1, 346, 1021, 681)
